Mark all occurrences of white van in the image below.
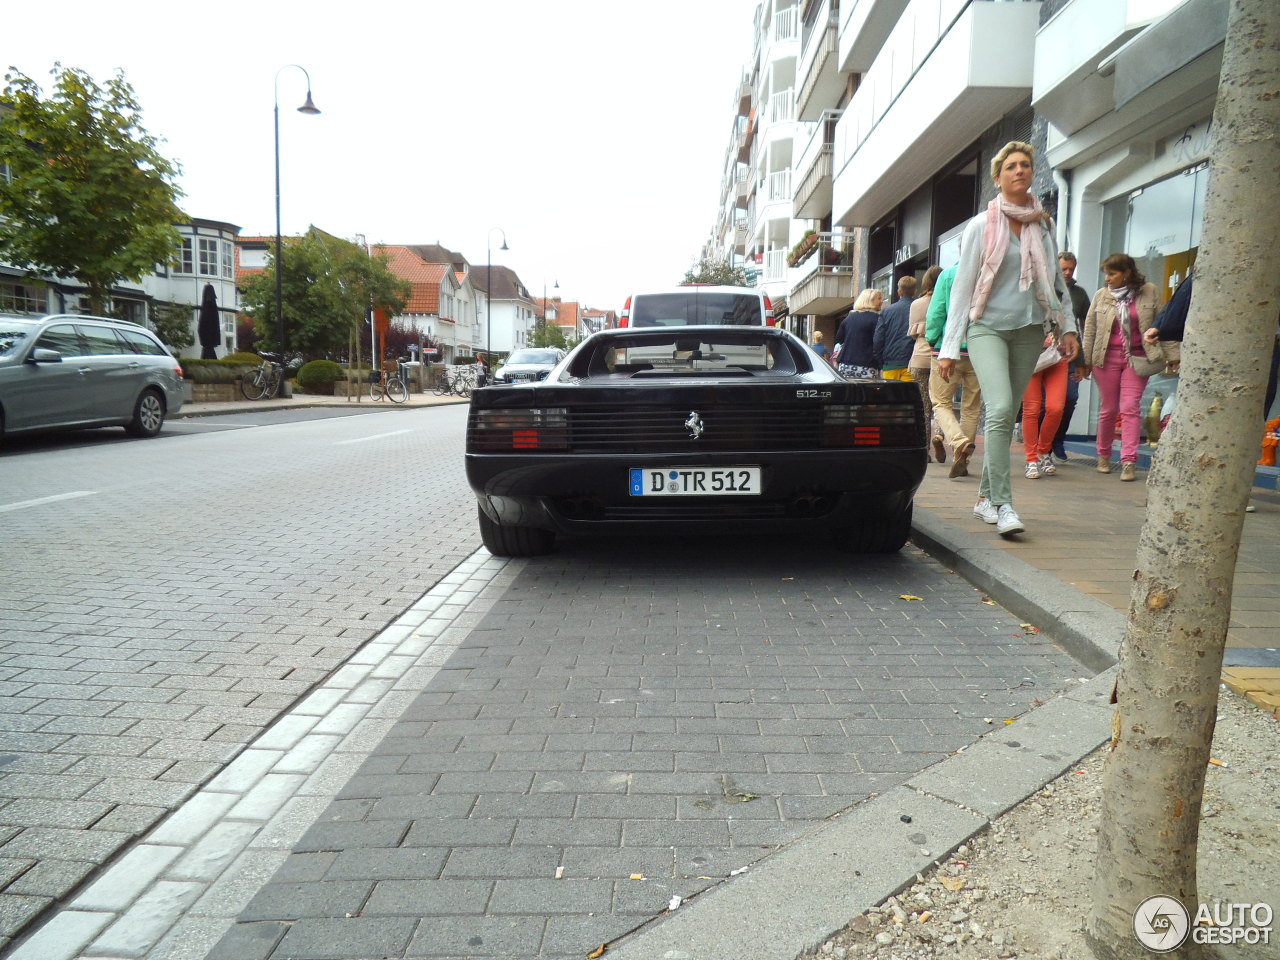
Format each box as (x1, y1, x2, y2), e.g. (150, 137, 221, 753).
(619, 285, 774, 329)
(618, 286, 774, 370)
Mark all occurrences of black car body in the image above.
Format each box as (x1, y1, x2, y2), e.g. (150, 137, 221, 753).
(465, 326, 926, 556)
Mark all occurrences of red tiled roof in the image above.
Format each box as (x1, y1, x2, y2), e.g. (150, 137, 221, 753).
(377, 245, 448, 314)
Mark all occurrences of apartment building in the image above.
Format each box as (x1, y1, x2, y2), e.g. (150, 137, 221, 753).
(710, 1, 807, 329)
(713, 0, 1229, 433)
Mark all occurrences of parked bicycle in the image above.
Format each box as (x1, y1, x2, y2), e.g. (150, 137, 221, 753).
(433, 365, 474, 398)
(370, 360, 410, 403)
(240, 352, 283, 401)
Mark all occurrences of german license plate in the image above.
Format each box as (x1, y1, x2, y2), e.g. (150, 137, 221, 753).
(629, 467, 761, 496)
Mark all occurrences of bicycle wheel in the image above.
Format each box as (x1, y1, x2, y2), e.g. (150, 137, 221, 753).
(265, 368, 282, 399)
(387, 378, 408, 403)
(369, 382, 383, 401)
(240, 368, 267, 400)
(433, 375, 451, 396)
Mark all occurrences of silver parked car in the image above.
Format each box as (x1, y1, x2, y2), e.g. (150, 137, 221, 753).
(492, 347, 566, 384)
(0, 313, 185, 442)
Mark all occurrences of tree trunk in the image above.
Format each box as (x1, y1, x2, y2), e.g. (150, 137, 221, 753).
(1086, 3, 1280, 958)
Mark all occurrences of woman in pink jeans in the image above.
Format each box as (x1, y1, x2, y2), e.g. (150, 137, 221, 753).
(1080, 254, 1159, 481)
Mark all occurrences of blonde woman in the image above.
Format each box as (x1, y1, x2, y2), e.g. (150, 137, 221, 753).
(938, 141, 1080, 536)
(833, 288, 883, 379)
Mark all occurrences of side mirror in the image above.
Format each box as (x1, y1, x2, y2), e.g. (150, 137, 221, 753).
(29, 348, 63, 363)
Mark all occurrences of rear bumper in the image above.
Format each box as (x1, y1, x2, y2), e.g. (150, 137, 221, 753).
(467, 448, 925, 535)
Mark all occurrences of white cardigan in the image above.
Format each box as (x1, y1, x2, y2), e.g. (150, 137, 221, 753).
(939, 211, 1077, 360)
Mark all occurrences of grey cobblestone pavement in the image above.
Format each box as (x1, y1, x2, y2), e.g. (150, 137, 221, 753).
(0, 404, 477, 952)
(188, 537, 1087, 960)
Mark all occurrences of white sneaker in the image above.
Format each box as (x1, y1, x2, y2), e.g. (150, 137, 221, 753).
(996, 504, 1025, 537)
(1024, 461, 1041, 479)
(1039, 455, 1056, 476)
(973, 497, 998, 524)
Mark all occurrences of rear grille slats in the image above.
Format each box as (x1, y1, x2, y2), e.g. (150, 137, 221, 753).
(568, 404, 822, 451)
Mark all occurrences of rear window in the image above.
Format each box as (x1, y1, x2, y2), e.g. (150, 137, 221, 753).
(630, 292, 764, 327)
(0, 319, 38, 359)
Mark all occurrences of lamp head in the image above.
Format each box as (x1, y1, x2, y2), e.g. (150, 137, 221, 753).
(298, 93, 320, 115)
(500, 240, 510, 251)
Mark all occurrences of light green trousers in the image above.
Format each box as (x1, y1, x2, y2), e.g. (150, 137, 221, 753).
(966, 322, 1045, 506)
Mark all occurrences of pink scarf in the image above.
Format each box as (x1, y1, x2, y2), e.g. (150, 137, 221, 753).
(969, 196, 1064, 335)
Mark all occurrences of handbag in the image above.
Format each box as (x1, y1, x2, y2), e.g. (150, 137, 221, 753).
(1033, 335, 1063, 373)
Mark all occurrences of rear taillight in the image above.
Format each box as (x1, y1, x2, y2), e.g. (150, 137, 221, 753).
(820, 404, 919, 447)
(619, 297, 631, 328)
(174, 364, 184, 378)
(764, 296, 775, 326)
(471, 408, 569, 451)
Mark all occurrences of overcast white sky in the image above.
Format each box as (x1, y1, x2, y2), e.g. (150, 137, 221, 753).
(6, 0, 760, 312)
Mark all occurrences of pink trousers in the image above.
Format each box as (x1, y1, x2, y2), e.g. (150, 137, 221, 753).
(1093, 344, 1149, 464)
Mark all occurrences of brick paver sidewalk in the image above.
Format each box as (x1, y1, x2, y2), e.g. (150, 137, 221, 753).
(912, 439, 1280, 713)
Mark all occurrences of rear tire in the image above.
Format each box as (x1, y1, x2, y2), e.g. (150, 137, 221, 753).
(477, 505, 554, 557)
(835, 503, 913, 554)
(125, 389, 166, 437)
(387, 379, 408, 403)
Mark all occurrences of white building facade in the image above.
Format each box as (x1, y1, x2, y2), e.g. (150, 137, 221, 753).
(711, 0, 1235, 436)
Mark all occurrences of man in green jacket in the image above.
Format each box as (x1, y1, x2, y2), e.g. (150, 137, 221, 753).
(926, 264, 982, 478)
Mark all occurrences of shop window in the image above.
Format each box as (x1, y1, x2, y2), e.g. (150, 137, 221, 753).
(1101, 163, 1208, 302)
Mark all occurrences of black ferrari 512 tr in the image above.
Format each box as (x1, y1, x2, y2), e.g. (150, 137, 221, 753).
(465, 325, 926, 556)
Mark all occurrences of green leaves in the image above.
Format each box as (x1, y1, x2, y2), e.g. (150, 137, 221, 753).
(0, 65, 186, 313)
(239, 229, 410, 360)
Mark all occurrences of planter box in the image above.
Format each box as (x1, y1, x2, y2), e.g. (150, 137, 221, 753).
(187, 382, 239, 402)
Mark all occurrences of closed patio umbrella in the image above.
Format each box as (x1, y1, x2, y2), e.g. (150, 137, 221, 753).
(198, 283, 220, 359)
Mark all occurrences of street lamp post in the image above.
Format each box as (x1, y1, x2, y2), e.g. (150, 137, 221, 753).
(539, 277, 559, 343)
(485, 227, 509, 378)
(274, 65, 320, 382)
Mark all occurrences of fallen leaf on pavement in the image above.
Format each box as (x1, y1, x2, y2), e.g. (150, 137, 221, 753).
(629, 874, 645, 880)
(1003, 717, 1017, 725)
(587, 944, 606, 959)
(899, 594, 924, 602)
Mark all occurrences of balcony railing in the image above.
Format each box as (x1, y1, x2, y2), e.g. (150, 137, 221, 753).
(769, 88, 796, 124)
(764, 249, 787, 281)
(762, 169, 792, 203)
(774, 5, 799, 42)
(788, 231, 857, 271)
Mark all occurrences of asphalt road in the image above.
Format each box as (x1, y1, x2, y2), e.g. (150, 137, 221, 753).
(0, 408, 1090, 958)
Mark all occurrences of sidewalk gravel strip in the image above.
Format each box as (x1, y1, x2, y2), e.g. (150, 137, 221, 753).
(2, 549, 522, 960)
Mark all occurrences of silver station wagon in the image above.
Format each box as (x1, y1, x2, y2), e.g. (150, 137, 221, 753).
(0, 313, 185, 442)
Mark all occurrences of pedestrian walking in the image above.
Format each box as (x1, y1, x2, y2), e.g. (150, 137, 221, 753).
(1052, 252, 1092, 459)
(810, 330, 831, 364)
(926, 264, 983, 478)
(1081, 253, 1160, 481)
(873, 275, 917, 380)
(833, 289, 883, 379)
(938, 140, 1080, 536)
(908, 266, 945, 461)
(1021, 336, 1068, 478)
